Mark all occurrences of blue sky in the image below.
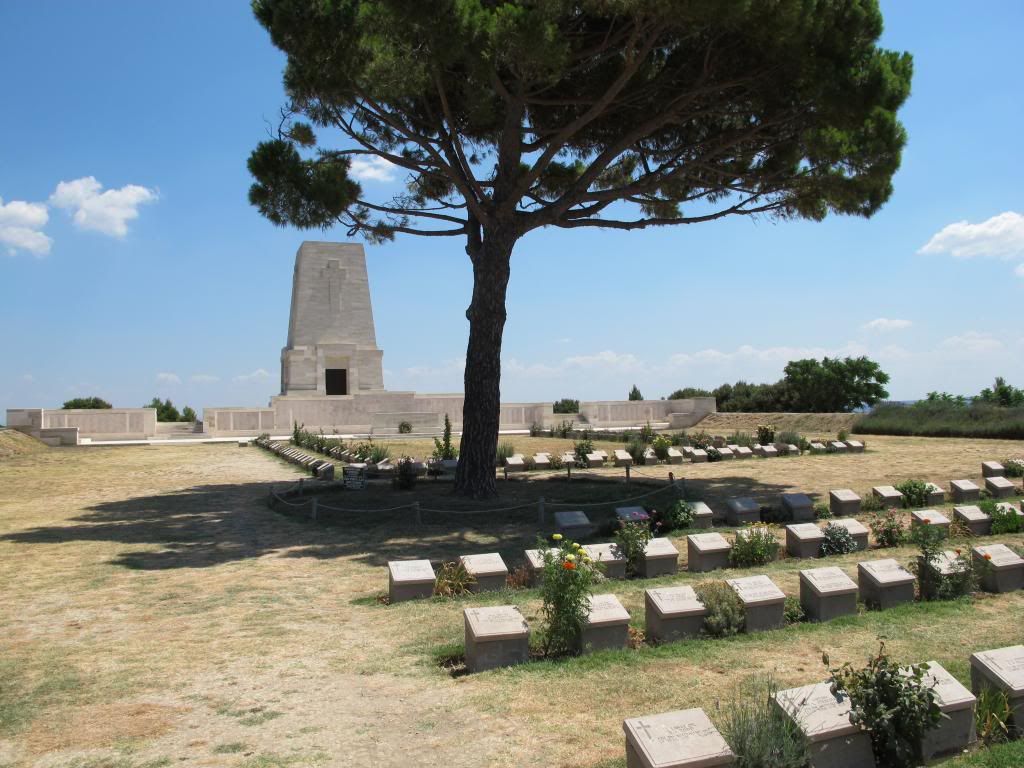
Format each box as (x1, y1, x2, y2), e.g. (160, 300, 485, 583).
(2, 1, 1023, 418)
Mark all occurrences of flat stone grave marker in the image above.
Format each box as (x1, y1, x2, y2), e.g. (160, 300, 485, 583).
(463, 605, 530, 673)
(926, 550, 966, 581)
(622, 708, 734, 768)
(586, 452, 606, 468)
(387, 559, 436, 603)
(915, 661, 977, 760)
(828, 518, 869, 551)
(950, 479, 980, 502)
(718, 446, 735, 460)
(786, 443, 800, 455)
(809, 441, 827, 453)
(595, 450, 608, 459)
(644, 586, 706, 643)
(560, 452, 576, 466)
(734, 446, 754, 459)
(682, 446, 695, 457)
(972, 544, 1024, 593)
(459, 553, 509, 592)
(617, 506, 651, 524)
(614, 449, 634, 467)
(750, 443, 763, 455)
(583, 542, 627, 579)
(985, 475, 1016, 498)
(727, 574, 785, 632)
(872, 485, 904, 506)
(925, 482, 945, 505)
(725, 497, 760, 526)
(643, 449, 659, 465)
(911, 509, 950, 535)
(845, 440, 865, 453)
(773, 682, 873, 768)
(761, 445, 779, 458)
(726, 443, 740, 451)
(829, 489, 860, 517)
(554, 509, 595, 540)
(533, 453, 551, 470)
(691, 448, 708, 463)
(970, 645, 1024, 729)
(982, 461, 1005, 478)
(641, 537, 679, 578)
(689, 501, 714, 528)
(666, 447, 683, 464)
(995, 501, 1023, 517)
(830, 441, 848, 453)
(781, 493, 814, 522)
(505, 454, 525, 472)
(858, 558, 915, 609)
(954, 505, 992, 537)
(523, 547, 559, 583)
(687, 532, 731, 573)
(786, 523, 824, 559)
(580, 593, 630, 653)
(800, 566, 858, 622)
(441, 458, 459, 472)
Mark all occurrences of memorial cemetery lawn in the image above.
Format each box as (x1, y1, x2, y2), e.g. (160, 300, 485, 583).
(1, 437, 1023, 767)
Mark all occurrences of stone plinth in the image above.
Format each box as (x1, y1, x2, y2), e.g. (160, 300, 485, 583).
(954, 505, 992, 537)
(911, 509, 950, 536)
(800, 567, 858, 622)
(973, 544, 1024, 593)
(982, 461, 1005, 478)
(727, 575, 785, 632)
(918, 661, 977, 760)
(829, 489, 861, 518)
(761, 445, 779, 458)
(623, 708, 734, 768)
(505, 454, 525, 472)
(970, 646, 1024, 731)
(829, 518, 869, 551)
(583, 543, 627, 579)
(734, 446, 753, 459)
(580, 593, 630, 653)
(459, 553, 509, 592)
(614, 449, 634, 467)
(986, 476, 1016, 499)
(781, 493, 815, 522)
(786, 523, 824, 559)
(925, 483, 945, 505)
(617, 506, 651, 524)
(643, 449, 659, 465)
(845, 440, 865, 453)
(387, 559, 435, 603)
(554, 510, 594, 540)
(691, 449, 708, 463)
(641, 537, 680, 578)
(523, 547, 559, 584)
(644, 586, 706, 643)
(809, 442, 826, 453)
(725, 497, 760, 526)
(950, 479, 980, 503)
(773, 683, 873, 768)
(586, 453, 605, 468)
(687, 533, 731, 573)
(858, 558, 916, 609)
(872, 485, 904, 507)
(690, 501, 714, 529)
(718, 447, 735, 460)
(830, 441, 848, 453)
(464, 605, 530, 673)
(666, 447, 683, 464)
(533, 454, 551, 470)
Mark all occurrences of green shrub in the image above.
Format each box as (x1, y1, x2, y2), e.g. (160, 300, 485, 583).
(730, 526, 779, 568)
(976, 686, 1012, 746)
(783, 596, 806, 625)
(62, 396, 112, 409)
(869, 509, 905, 548)
(814, 503, 832, 520)
(392, 457, 418, 490)
(528, 421, 544, 437)
(756, 424, 775, 445)
(1004, 458, 1024, 478)
(720, 675, 810, 768)
(628, 384, 643, 401)
(837, 429, 849, 442)
(537, 534, 602, 656)
(433, 561, 475, 597)
(854, 401, 1024, 440)
(653, 500, 695, 533)
(820, 522, 857, 556)
(894, 479, 929, 508)
(730, 431, 753, 448)
(689, 430, 712, 449)
(496, 440, 516, 466)
(987, 501, 1023, 535)
(614, 521, 653, 577)
(652, 434, 672, 461)
(432, 414, 459, 460)
(368, 443, 391, 464)
(625, 438, 646, 465)
(826, 643, 942, 768)
(639, 421, 655, 443)
(553, 398, 579, 414)
(777, 430, 805, 451)
(911, 524, 975, 600)
(554, 419, 574, 438)
(860, 493, 883, 513)
(548, 453, 564, 470)
(670, 431, 686, 446)
(694, 581, 745, 637)
(572, 436, 593, 466)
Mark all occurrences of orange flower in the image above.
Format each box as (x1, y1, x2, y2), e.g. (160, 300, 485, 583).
(922, 518, 931, 524)
(984, 553, 992, 561)
(563, 561, 576, 570)
(955, 549, 962, 555)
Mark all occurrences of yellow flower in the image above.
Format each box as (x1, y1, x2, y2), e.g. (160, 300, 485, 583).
(552, 533, 563, 541)
(574, 542, 584, 550)
(583, 557, 592, 564)
(565, 553, 576, 561)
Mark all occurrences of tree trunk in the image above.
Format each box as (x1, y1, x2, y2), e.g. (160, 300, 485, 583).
(454, 232, 514, 498)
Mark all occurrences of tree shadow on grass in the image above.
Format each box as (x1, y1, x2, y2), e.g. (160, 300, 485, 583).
(0, 475, 793, 571)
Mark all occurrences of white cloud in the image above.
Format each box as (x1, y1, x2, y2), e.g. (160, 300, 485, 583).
(0, 196, 51, 256)
(938, 331, 1003, 355)
(919, 211, 1024, 260)
(50, 176, 157, 237)
(349, 156, 397, 183)
(189, 374, 220, 384)
(156, 372, 181, 384)
(1016, 263, 1024, 279)
(668, 342, 868, 367)
(234, 368, 270, 383)
(564, 350, 643, 371)
(862, 317, 912, 332)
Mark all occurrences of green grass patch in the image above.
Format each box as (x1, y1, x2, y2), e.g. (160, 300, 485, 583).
(213, 743, 248, 754)
(944, 741, 1024, 767)
(855, 403, 1024, 439)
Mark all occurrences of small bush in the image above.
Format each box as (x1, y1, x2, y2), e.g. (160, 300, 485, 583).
(392, 457, 418, 490)
(652, 500, 695, 533)
(397, 420, 413, 434)
(572, 436, 593, 466)
(688, 430, 712, 449)
(814, 503, 832, 520)
(528, 421, 544, 437)
(368, 443, 391, 464)
(434, 561, 475, 597)
(730, 526, 779, 568)
(730, 431, 754, 448)
(777, 430, 803, 450)
(720, 675, 810, 768)
(826, 643, 942, 768)
(987, 501, 1023, 535)
(639, 421, 655, 443)
(783, 596, 806, 625)
(554, 419, 574, 438)
(537, 534, 602, 656)
(432, 414, 459, 460)
(821, 522, 858, 556)
(548, 453, 564, 470)
(615, 522, 653, 577)
(496, 440, 516, 466)
(756, 424, 775, 445)
(859, 493, 883, 513)
(694, 581, 745, 637)
(894, 479, 929, 508)
(1004, 458, 1024, 478)
(869, 509, 905, 548)
(706, 445, 723, 462)
(976, 686, 1012, 746)
(652, 434, 672, 461)
(625, 438, 646, 465)
(911, 524, 975, 601)
(837, 429, 849, 441)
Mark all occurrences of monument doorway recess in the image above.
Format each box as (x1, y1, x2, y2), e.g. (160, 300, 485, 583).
(325, 369, 348, 395)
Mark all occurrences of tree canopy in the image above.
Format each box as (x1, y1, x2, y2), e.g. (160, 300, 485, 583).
(250, 0, 912, 495)
(145, 398, 197, 423)
(628, 384, 643, 401)
(62, 396, 112, 410)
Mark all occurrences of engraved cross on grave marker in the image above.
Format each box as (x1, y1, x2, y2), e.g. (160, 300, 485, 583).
(320, 260, 347, 314)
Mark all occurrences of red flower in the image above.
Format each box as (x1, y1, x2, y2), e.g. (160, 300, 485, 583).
(563, 561, 576, 570)
(984, 553, 992, 561)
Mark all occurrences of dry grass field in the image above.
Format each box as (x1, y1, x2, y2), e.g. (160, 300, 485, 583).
(1, 436, 1023, 768)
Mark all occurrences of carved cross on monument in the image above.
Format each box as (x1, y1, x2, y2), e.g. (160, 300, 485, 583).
(320, 260, 347, 314)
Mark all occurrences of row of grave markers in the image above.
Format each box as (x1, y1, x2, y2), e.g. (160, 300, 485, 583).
(256, 437, 336, 480)
(620, 643, 1024, 767)
(454, 546, 1024, 676)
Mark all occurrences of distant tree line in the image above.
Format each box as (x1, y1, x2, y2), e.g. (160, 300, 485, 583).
(925, 377, 1024, 408)
(63, 397, 112, 410)
(62, 396, 196, 422)
(668, 357, 891, 413)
